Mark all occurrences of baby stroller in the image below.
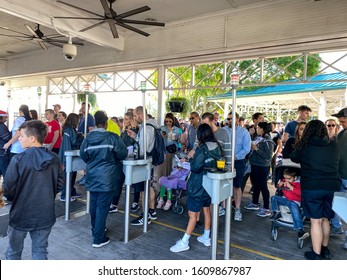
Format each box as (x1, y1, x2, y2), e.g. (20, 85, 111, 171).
(271, 158, 307, 249)
(156, 154, 190, 215)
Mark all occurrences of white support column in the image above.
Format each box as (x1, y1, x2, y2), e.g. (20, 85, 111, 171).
(319, 92, 326, 121)
(224, 100, 230, 120)
(157, 65, 165, 125)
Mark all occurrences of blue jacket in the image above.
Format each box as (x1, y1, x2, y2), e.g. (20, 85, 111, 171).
(80, 128, 128, 192)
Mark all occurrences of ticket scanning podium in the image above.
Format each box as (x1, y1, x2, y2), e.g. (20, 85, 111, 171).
(122, 157, 152, 243)
(202, 168, 236, 260)
(332, 191, 347, 223)
(64, 150, 87, 221)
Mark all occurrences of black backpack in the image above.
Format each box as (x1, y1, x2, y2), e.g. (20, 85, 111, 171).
(146, 123, 165, 166)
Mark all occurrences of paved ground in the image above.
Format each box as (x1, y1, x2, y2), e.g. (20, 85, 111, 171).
(0, 178, 346, 260)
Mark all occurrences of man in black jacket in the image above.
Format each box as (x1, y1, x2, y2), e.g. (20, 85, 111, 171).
(0, 110, 11, 178)
(80, 111, 128, 248)
(3, 120, 64, 259)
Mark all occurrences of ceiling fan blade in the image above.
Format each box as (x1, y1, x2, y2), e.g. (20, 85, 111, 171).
(116, 22, 149, 37)
(80, 21, 105, 32)
(117, 6, 151, 19)
(54, 16, 102, 20)
(0, 33, 29, 39)
(100, 0, 113, 18)
(25, 24, 38, 37)
(57, 0, 103, 18)
(37, 40, 48, 50)
(108, 22, 118, 38)
(120, 19, 165, 27)
(0, 26, 29, 36)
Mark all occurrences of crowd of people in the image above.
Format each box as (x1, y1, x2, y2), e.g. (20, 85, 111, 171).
(0, 102, 346, 260)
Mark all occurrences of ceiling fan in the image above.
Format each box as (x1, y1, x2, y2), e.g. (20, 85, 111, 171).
(54, 0, 165, 38)
(0, 24, 83, 50)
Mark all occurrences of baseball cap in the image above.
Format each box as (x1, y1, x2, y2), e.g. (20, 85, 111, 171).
(0, 110, 8, 116)
(331, 108, 347, 118)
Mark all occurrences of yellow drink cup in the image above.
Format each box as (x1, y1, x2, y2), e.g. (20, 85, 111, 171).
(217, 159, 226, 170)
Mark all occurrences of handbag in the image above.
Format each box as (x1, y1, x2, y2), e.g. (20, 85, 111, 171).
(166, 143, 177, 154)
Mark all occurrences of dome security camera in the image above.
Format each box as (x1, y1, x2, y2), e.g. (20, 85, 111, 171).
(63, 37, 77, 61)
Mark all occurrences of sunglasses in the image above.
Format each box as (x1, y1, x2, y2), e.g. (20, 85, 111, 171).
(189, 117, 195, 120)
(227, 118, 232, 121)
(327, 124, 336, 127)
(165, 120, 173, 123)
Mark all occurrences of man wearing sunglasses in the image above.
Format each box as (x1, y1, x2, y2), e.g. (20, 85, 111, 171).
(330, 108, 347, 250)
(186, 112, 200, 152)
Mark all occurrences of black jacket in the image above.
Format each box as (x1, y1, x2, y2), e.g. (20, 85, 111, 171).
(80, 128, 128, 192)
(0, 122, 11, 156)
(290, 136, 341, 191)
(3, 147, 64, 230)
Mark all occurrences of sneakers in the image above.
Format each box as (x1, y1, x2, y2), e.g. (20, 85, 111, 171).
(92, 237, 110, 248)
(304, 250, 322, 260)
(218, 206, 226, 216)
(109, 205, 118, 213)
(149, 210, 157, 220)
(244, 202, 260, 211)
(257, 208, 271, 217)
(59, 197, 76, 202)
(71, 193, 82, 199)
(130, 202, 140, 212)
(163, 201, 172, 211)
(320, 246, 331, 260)
(197, 235, 211, 247)
(330, 226, 344, 236)
(170, 239, 190, 253)
(234, 209, 242, 222)
(269, 211, 282, 221)
(131, 214, 151, 226)
(156, 199, 164, 209)
(297, 229, 310, 240)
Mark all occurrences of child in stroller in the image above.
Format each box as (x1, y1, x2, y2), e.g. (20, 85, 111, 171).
(157, 160, 190, 211)
(270, 166, 309, 248)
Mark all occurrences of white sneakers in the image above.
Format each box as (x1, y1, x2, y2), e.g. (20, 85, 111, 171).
(170, 239, 190, 253)
(197, 235, 211, 247)
(234, 209, 242, 221)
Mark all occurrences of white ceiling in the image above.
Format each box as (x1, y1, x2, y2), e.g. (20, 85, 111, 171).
(0, 0, 280, 59)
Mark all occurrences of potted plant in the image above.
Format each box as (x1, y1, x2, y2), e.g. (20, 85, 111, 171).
(166, 96, 189, 114)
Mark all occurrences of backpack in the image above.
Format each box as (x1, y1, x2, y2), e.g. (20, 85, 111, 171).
(146, 123, 165, 166)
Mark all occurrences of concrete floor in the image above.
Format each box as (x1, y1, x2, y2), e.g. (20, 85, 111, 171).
(0, 178, 346, 261)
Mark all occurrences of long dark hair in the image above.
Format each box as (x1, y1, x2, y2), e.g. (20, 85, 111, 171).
(19, 105, 31, 121)
(294, 122, 306, 144)
(295, 120, 328, 150)
(63, 113, 79, 130)
(197, 123, 224, 156)
(29, 109, 38, 120)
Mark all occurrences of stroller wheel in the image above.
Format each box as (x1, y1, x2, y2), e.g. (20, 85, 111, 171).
(297, 237, 304, 249)
(271, 225, 278, 241)
(172, 203, 184, 215)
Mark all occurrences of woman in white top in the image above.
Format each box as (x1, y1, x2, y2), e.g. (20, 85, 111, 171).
(3, 104, 32, 159)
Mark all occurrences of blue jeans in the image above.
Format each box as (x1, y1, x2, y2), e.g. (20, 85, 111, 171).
(0, 154, 9, 177)
(271, 196, 303, 231)
(331, 178, 347, 230)
(90, 191, 115, 244)
(6, 225, 52, 260)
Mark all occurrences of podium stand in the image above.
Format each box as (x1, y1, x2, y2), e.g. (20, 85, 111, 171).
(203, 169, 236, 260)
(122, 157, 152, 243)
(64, 150, 87, 220)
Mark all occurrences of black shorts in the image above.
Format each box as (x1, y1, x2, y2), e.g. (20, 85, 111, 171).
(301, 189, 335, 219)
(234, 159, 246, 188)
(187, 195, 211, 212)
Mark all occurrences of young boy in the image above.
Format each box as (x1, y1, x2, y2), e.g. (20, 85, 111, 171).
(2, 120, 64, 259)
(270, 168, 309, 240)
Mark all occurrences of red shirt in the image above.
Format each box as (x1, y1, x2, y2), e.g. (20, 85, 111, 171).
(44, 120, 62, 148)
(282, 180, 301, 203)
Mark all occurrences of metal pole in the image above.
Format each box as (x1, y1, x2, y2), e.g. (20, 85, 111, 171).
(141, 81, 149, 232)
(84, 92, 89, 136)
(224, 74, 239, 259)
(64, 154, 72, 221)
(211, 203, 219, 260)
(123, 183, 131, 243)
